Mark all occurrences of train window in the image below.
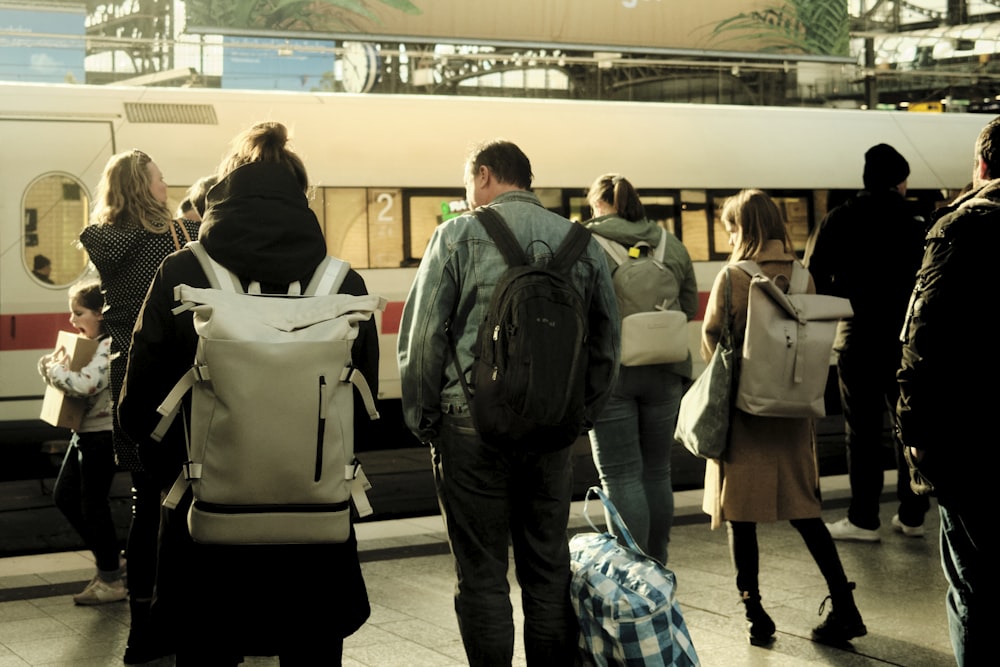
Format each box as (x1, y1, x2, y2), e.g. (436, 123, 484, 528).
(678, 190, 713, 262)
(643, 194, 678, 236)
(322, 188, 370, 268)
(23, 173, 90, 286)
(535, 188, 564, 214)
(770, 193, 812, 254)
(405, 190, 466, 263)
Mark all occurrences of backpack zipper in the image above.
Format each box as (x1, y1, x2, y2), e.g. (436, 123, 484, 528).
(315, 376, 326, 482)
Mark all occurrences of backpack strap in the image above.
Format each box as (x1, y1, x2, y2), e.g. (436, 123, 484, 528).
(593, 227, 668, 267)
(788, 261, 809, 295)
(734, 258, 809, 295)
(187, 240, 346, 296)
(592, 234, 629, 267)
(549, 222, 592, 273)
(474, 206, 529, 267)
(732, 259, 761, 278)
(186, 241, 242, 292)
(304, 256, 350, 296)
(651, 227, 669, 263)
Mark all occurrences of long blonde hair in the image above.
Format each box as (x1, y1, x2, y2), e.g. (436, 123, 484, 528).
(90, 149, 172, 233)
(720, 189, 793, 261)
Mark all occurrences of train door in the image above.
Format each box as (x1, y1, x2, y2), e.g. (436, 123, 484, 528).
(0, 118, 113, 439)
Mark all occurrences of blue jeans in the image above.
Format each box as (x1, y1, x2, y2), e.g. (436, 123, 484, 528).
(587, 365, 681, 564)
(432, 409, 579, 667)
(53, 431, 121, 573)
(939, 502, 996, 666)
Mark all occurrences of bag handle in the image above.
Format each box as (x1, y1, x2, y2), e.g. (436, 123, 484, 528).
(720, 266, 733, 344)
(582, 486, 648, 556)
(169, 219, 192, 252)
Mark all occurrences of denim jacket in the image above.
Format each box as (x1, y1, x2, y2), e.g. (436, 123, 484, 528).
(397, 190, 620, 443)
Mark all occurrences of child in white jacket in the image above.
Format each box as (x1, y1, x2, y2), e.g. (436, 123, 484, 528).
(38, 280, 125, 604)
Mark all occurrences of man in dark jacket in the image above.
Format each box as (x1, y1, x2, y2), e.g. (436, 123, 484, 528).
(896, 117, 1000, 666)
(806, 143, 931, 542)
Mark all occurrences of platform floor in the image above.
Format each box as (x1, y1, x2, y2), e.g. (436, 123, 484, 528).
(0, 472, 952, 666)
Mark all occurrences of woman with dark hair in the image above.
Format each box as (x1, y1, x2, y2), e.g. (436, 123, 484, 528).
(701, 189, 865, 646)
(79, 149, 199, 664)
(119, 122, 376, 665)
(584, 173, 698, 565)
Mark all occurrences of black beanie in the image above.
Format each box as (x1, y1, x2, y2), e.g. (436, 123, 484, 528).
(863, 143, 910, 191)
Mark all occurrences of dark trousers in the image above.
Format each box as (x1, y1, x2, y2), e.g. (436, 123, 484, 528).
(729, 518, 849, 595)
(126, 470, 161, 600)
(53, 431, 121, 572)
(432, 409, 580, 667)
(838, 347, 930, 530)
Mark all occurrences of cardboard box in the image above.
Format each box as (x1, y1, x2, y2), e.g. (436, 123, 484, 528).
(39, 331, 99, 430)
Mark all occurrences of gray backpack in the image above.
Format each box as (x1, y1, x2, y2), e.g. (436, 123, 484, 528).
(155, 241, 385, 545)
(733, 260, 852, 418)
(594, 229, 688, 366)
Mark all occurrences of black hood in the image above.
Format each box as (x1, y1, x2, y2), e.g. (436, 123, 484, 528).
(198, 161, 326, 285)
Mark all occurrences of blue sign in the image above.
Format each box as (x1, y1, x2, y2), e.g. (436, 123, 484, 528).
(222, 36, 334, 91)
(0, 6, 86, 83)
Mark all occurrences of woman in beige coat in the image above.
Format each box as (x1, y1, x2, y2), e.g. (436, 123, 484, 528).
(701, 189, 866, 646)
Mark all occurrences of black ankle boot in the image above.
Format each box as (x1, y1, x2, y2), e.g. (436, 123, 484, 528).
(811, 582, 867, 644)
(740, 592, 776, 646)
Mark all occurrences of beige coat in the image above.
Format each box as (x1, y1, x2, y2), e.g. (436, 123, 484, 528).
(701, 240, 822, 529)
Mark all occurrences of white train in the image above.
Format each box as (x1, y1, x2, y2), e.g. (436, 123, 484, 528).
(0, 81, 988, 444)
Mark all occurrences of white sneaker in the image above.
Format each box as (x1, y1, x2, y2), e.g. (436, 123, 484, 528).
(825, 517, 881, 542)
(891, 514, 925, 538)
(73, 577, 127, 605)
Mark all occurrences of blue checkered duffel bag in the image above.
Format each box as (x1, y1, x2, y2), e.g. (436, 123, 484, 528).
(569, 487, 700, 666)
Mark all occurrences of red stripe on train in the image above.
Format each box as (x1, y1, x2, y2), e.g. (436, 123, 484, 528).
(0, 314, 74, 351)
(382, 293, 711, 335)
(2, 292, 709, 351)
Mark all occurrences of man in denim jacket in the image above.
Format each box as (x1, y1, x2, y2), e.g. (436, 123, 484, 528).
(398, 139, 619, 666)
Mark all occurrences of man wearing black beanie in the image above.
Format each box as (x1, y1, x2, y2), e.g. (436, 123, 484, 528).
(805, 143, 931, 543)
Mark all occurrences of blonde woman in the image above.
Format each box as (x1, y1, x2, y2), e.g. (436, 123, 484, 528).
(701, 189, 865, 646)
(79, 149, 199, 664)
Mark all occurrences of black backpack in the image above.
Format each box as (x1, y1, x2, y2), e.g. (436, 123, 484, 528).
(448, 206, 593, 451)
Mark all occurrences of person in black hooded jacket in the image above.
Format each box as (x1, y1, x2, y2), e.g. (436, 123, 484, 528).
(119, 122, 377, 666)
(806, 143, 931, 543)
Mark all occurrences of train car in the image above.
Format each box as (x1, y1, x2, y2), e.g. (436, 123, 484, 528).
(0, 81, 987, 448)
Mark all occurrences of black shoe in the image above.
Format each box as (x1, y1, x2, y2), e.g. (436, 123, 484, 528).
(741, 593, 776, 646)
(811, 583, 867, 644)
(811, 609, 867, 643)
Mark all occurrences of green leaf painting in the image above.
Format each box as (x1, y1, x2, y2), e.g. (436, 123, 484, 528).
(709, 0, 849, 56)
(186, 0, 422, 32)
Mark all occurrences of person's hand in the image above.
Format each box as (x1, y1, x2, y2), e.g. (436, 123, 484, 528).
(51, 345, 69, 366)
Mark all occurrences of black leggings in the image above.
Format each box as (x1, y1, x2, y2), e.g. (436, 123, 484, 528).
(728, 518, 849, 595)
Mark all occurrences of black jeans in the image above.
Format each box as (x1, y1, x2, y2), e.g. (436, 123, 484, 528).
(837, 346, 930, 530)
(432, 409, 580, 667)
(53, 431, 121, 572)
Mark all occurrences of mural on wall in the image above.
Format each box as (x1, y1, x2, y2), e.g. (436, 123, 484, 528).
(184, 1, 828, 57)
(186, 0, 422, 32)
(708, 0, 849, 56)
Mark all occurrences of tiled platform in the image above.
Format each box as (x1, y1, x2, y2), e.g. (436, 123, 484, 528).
(0, 472, 953, 666)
